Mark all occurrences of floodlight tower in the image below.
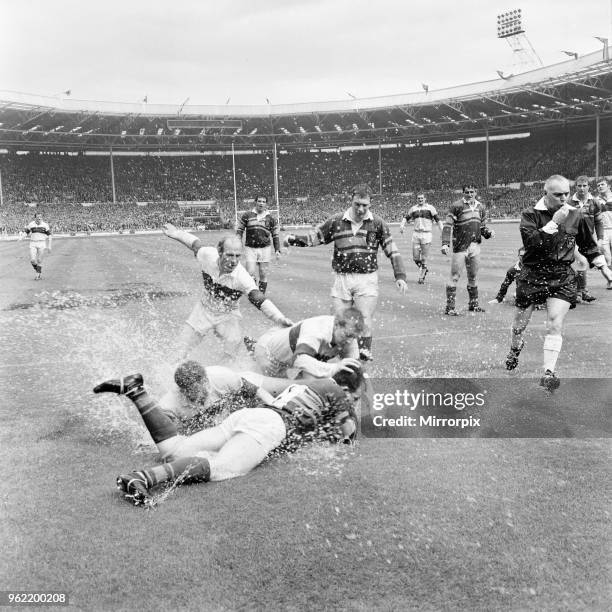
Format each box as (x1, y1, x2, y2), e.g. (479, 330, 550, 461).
(497, 9, 543, 72)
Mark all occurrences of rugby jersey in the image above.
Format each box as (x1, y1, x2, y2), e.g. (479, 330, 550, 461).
(236, 209, 280, 251)
(260, 315, 357, 366)
(265, 379, 356, 449)
(195, 246, 257, 313)
(571, 194, 603, 239)
(520, 198, 600, 269)
(402, 203, 440, 232)
(25, 220, 51, 242)
(442, 198, 492, 252)
(313, 209, 406, 279)
(597, 190, 612, 230)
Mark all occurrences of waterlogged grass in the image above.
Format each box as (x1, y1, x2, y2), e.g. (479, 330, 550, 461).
(0, 227, 610, 610)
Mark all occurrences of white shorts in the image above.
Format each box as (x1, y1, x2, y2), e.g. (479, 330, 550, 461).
(330, 271, 379, 300)
(412, 231, 433, 246)
(254, 330, 293, 377)
(186, 301, 242, 336)
(216, 408, 286, 451)
(244, 245, 272, 264)
(29, 242, 46, 262)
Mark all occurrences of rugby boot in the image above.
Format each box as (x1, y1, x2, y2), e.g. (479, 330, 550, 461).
(116, 472, 152, 507)
(93, 373, 144, 395)
(468, 286, 485, 312)
(581, 290, 596, 303)
(539, 370, 561, 393)
(505, 339, 524, 371)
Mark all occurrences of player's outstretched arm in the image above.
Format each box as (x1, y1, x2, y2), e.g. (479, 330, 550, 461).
(247, 289, 293, 326)
(163, 223, 200, 250)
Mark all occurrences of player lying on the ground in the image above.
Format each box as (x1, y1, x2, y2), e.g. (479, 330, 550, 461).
(163, 224, 292, 361)
(245, 307, 363, 378)
(93, 366, 364, 507)
(158, 360, 297, 420)
(504, 174, 612, 392)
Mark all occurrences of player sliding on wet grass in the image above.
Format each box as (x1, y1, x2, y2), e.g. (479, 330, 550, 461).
(94, 366, 364, 507)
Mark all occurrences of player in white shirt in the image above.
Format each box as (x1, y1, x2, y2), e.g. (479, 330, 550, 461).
(23, 212, 52, 280)
(250, 309, 363, 379)
(400, 193, 443, 283)
(163, 224, 292, 361)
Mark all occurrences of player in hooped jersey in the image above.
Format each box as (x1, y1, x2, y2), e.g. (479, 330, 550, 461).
(236, 194, 281, 295)
(284, 184, 407, 361)
(23, 212, 52, 280)
(94, 366, 363, 507)
(595, 177, 612, 273)
(441, 185, 495, 315)
(569, 176, 605, 302)
(400, 193, 443, 283)
(163, 224, 292, 361)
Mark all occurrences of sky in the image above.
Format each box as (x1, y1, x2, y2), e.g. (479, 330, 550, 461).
(0, 0, 611, 106)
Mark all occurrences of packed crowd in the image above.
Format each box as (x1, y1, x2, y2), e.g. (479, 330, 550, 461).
(0, 128, 609, 233)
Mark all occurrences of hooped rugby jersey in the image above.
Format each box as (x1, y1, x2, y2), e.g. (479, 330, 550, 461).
(403, 203, 440, 232)
(25, 220, 51, 242)
(314, 210, 406, 279)
(265, 378, 357, 452)
(570, 194, 603, 240)
(442, 198, 492, 252)
(195, 246, 257, 313)
(236, 209, 280, 250)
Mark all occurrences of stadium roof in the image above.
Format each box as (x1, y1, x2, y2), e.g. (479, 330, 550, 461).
(1, 49, 610, 152)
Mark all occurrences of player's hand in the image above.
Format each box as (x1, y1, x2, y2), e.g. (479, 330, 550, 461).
(332, 358, 362, 375)
(552, 204, 572, 225)
(395, 279, 408, 294)
(441, 244, 449, 255)
(163, 223, 179, 239)
(283, 234, 296, 248)
(280, 317, 293, 327)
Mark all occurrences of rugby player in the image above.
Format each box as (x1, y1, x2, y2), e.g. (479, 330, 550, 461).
(236, 194, 281, 294)
(441, 184, 495, 315)
(569, 176, 604, 302)
(399, 193, 443, 284)
(159, 360, 296, 419)
(163, 224, 292, 361)
(93, 367, 364, 507)
(284, 184, 407, 361)
(248, 308, 363, 378)
(595, 177, 612, 270)
(504, 175, 612, 392)
(22, 212, 52, 280)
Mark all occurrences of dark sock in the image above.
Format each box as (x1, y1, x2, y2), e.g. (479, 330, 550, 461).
(142, 456, 211, 487)
(468, 286, 479, 307)
(128, 388, 177, 443)
(445, 285, 456, 310)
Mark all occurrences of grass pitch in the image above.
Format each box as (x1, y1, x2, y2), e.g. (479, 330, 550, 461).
(0, 224, 610, 611)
